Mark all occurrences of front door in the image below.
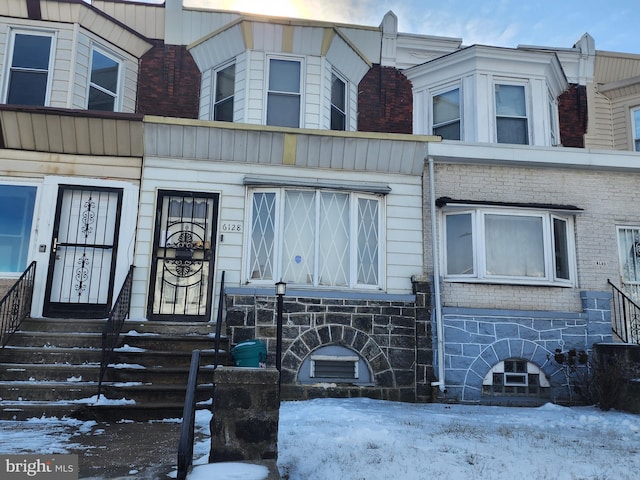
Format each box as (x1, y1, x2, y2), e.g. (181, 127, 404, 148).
(148, 191, 219, 321)
(44, 186, 122, 318)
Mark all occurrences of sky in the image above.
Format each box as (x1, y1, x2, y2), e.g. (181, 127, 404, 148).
(175, 0, 640, 54)
(2, 397, 640, 479)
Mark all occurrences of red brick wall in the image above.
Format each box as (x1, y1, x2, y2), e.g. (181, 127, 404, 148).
(137, 41, 201, 118)
(358, 65, 413, 134)
(558, 84, 587, 148)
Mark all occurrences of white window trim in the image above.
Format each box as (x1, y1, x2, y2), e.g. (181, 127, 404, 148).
(441, 205, 577, 286)
(211, 60, 235, 121)
(264, 54, 304, 127)
(494, 80, 531, 145)
(87, 44, 123, 112)
(430, 82, 462, 139)
(244, 187, 385, 290)
(631, 106, 640, 152)
(3, 28, 56, 106)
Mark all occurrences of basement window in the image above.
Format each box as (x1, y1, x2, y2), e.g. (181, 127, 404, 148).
(483, 359, 550, 398)
(298, 345, 372, 385)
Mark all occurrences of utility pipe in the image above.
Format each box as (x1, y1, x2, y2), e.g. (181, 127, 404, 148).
(427, 153, 446, 393)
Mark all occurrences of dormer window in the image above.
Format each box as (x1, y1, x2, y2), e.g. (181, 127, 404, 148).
(5, 31, 53, 106)
(267, 58, 302, 127)
(88, 47, 120, 111)
(432, 87, 461, 140)
(213, 62, 235, 122)
(495, 83, 529, 145)
(330, 72, 347, 131)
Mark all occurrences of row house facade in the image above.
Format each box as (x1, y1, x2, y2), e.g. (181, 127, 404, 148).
(1, 0, 640, 405)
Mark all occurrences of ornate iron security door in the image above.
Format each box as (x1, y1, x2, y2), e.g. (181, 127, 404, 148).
(148, 191, 218, 321)
(44, 186, 122, 318)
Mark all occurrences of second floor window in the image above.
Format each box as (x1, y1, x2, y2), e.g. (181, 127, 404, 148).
(247, 188, 382, 288)
(6, 32, 52, 106)
(633, 108, 640, 152)
(267, 58, 301, 128)
(330, 72, 346, 130)
(432, 88, 461, 140)
(214, 63, 235, 122)
(88, 48, 120, 111)
(495, 84, 529, 145)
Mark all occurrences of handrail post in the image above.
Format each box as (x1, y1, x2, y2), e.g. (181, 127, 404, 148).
(177, 349, 201, 480)
(0, 261, 36, 348)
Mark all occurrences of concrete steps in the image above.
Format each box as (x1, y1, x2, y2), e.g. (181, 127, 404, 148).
(0, 318, 229, 420)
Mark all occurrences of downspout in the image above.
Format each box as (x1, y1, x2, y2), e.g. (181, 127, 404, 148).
(427, 151, 446, 393)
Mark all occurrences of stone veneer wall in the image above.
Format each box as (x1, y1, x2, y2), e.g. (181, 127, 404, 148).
(440, 290, 613, 403)
(209, 367, 280, 462)
(225, 279, 433, 403)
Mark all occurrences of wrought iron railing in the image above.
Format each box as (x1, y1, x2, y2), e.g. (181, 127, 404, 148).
(177, 349, 201, 480)
(0, 261, 36, 348)
(176, 271, 226, 479)
(97, 265, 134, 397)
(608, 279, 640, 344)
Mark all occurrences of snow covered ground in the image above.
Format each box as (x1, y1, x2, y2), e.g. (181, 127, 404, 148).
(1, 398, 639, 480)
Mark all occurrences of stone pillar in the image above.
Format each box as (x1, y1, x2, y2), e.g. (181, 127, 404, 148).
(209, 367, 280, 463)
(412, 275, 433, 403)
(580, 290, 613, 346)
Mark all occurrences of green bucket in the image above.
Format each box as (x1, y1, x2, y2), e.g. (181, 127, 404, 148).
(231, 339, 267, 367)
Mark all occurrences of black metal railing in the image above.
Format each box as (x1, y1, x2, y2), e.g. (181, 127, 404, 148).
(177, 349, 201, 480)
(97, 265, 134, 398)
(608, 279, 640, 344)
(176, 271, 226, 479)
(213, 270, 226, 371)
(0, 261, 36, 348)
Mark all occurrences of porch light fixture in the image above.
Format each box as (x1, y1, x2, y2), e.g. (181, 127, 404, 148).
(275, 281, 287, 388)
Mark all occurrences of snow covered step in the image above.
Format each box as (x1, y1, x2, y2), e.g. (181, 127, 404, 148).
(0, 380, 98, 401)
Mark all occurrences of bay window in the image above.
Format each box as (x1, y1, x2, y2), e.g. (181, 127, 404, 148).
(443, 206, 575, 285)
(6, 31, 53, 106)
(247, 188, 382, 288)
(88, 47, 120, 111)
(266, 58, 301, 127)
(213, 62, 235, 122)
(495, 83, 529, 144)
(632, 108, 640, 152)
(432, 87, 461, 140)
(330, 72, 347, 131)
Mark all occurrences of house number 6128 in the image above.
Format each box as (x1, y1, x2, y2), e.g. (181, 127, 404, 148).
(222, 223, 242, 232)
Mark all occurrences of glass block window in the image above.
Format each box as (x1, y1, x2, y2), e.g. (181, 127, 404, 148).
(247, 188, 382, 289)
(483, 359, 550, 398)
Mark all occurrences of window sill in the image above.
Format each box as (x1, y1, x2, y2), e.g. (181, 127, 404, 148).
(444, 277, 575, 288)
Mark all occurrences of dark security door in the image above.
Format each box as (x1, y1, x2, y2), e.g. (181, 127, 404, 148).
(44, 186, 122, 318)
(148, 191, 218, 321)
